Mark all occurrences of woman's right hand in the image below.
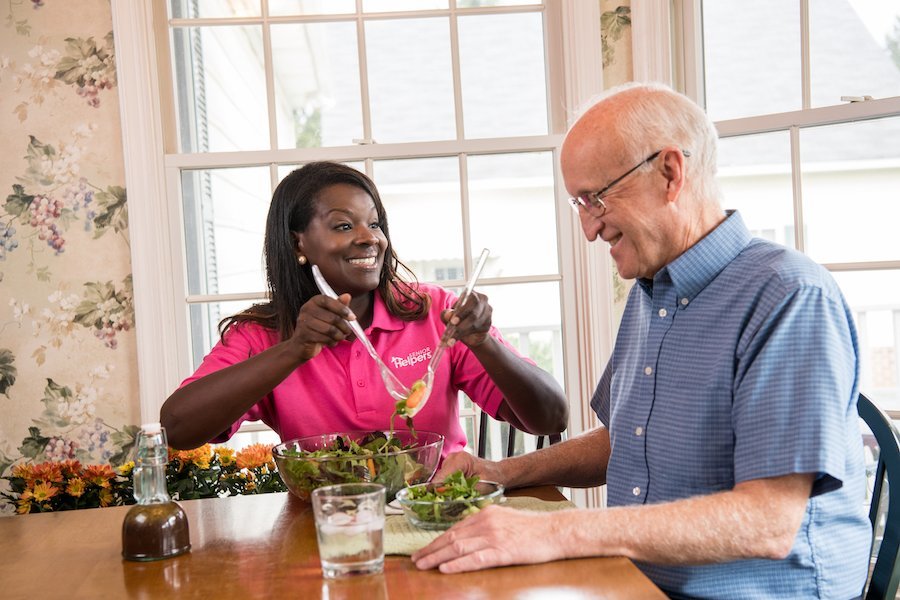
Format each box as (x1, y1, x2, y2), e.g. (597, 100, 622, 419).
(289, 293, 356, 362)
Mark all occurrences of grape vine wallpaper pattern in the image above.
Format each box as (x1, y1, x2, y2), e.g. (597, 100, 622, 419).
(0, 0, 140, 513)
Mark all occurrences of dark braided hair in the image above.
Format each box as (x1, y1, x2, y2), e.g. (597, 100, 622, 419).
(220, 161, 429, 341)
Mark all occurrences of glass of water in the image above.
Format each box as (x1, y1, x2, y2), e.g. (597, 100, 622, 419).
(311, 483, 386, 578)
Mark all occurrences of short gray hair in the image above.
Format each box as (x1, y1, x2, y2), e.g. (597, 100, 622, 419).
(576, 82, 721, 202)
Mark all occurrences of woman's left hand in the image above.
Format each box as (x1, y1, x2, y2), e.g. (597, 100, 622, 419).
(441, 291, 492, 348)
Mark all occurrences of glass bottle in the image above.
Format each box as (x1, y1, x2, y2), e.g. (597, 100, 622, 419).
(122, 423, 191, 561)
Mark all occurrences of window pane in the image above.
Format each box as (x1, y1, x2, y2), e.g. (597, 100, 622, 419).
(701, 0, 801, 120)
(271, 22, 363, 148)
(467, 152, 558, 277)
(482, 281, 564, 386)
(800, 117, 900, 263)
(363, 0, 448, 11)
(458, 12, 548, 138)
(366, 18, 455, 142)
(189, 299, 257, 369)
(268, 0, 355, 16)
(832, 270, 900, 414)
(459, 0, 542, 6)
(172, 26, 269, 152)
(810, 1, 900, 107)
(372, 157, 463, 278)
(182, 167, 270, 296)
(714, 132, 796, 248)
(277, 161, 365, 183)
(170, 0, 260, 18)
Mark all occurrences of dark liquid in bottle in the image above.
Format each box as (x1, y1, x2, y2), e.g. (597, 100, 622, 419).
(122, 502, 191, 561)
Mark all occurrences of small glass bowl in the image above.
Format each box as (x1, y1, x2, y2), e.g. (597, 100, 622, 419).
(395, 480, 505, 530)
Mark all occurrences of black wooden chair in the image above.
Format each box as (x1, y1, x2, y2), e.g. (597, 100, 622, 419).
(858, 392, 900, 600)
(475, 410, 564, 459)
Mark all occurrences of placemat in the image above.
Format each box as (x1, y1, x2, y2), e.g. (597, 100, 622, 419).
(384, 495, 576, 555)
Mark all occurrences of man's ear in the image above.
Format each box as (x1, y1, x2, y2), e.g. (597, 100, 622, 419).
(661, 147, 687, 202)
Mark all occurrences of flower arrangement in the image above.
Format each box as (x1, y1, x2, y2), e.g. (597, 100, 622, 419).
(1, 443, 286, 515)
(165, 443, 286, 500)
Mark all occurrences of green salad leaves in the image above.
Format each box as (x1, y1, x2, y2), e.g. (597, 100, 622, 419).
(277, 431, 424, 501)
(404, 470, 497, 524)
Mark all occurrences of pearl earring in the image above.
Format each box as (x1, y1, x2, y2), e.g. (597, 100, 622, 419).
(297, 255, 307, 265)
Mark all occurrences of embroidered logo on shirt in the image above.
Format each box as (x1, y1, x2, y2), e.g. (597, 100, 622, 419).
(390, 347, 432, 368)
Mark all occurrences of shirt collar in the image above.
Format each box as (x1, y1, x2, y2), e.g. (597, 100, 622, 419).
(638, 210, 752, 301)
(369, 287, 406, 333)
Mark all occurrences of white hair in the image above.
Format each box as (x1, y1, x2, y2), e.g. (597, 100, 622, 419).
(572, 82, 721, 203)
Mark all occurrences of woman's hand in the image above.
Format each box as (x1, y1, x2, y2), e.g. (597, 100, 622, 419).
(442, 291, 492, 348)
(289, 294, 355, 362)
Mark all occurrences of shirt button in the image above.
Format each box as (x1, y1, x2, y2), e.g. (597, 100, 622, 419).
(355, 350, 361, 358)
(658, 308, 667, 318)
(680, 297, 689, 306)
(356, 380, 365, 387)
(635, 426, 643, 436)
(644, 366, 653, 375)
(632, 487, 641, 496)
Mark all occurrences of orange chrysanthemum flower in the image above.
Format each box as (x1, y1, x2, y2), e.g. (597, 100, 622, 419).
(11, 463, 34, 481)
(16, 499, 32, 515)
(171, 445, 212, 470)
(66, 477, 86, 497)
(83, 464, 116, 488)
(214, 447, 236, 467)
(98, 488, 113, 507)
(24, 482, 59, 504)
(58, 459, 83, 479)
(31, 462, 64, 485)
(236, 444, 274, 470)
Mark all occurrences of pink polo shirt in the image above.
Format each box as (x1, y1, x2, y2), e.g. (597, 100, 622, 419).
(179, 283, 526, 456)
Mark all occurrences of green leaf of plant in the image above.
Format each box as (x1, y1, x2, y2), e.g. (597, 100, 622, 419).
(92, 186, 128, 235)
(18, 426, 50, 459)
(4, 184, 34, 218)
(0, 349, 16, 397)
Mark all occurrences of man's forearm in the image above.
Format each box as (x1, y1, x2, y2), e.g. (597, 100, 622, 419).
(555, 472, 814, 564)
(501, 427, 611, 489)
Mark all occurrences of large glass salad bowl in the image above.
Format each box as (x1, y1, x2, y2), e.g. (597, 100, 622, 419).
(272, 430, 443, 502)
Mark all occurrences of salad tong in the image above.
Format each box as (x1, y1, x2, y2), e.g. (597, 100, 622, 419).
(311, 264, 412, 402)
(405, 248, 490, 418)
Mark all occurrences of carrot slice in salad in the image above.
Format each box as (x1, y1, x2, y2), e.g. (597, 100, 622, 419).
(405, 380, 427, 409)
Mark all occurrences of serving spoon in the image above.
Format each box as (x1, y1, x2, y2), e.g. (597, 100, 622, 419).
(311, 264, 413, 402)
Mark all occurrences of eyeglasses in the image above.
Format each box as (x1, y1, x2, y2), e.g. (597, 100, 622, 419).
(568, 149, 692, 216)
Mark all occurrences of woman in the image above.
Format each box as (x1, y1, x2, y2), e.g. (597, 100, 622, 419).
(160, 162, 567, 455)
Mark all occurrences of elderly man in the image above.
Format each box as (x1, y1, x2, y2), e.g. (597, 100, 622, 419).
(412, 82, 870, 599)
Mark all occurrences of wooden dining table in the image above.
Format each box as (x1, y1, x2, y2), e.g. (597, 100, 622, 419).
(0, 486, 666, 599)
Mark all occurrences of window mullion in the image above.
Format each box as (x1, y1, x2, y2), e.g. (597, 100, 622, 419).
(356, 2, 374, 144)
(789, 126, 805, 252)
(799, 0, 811, 109)
(715, 96, 900, 138)
(449, 1, 465, 140)
(261, 2, 278, 150)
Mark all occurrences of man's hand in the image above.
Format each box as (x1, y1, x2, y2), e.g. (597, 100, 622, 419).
(411, 504, 566, 573)
(433, 451, 507, 485)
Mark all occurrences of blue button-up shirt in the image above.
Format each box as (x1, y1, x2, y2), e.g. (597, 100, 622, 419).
(591, 211, 870, 599)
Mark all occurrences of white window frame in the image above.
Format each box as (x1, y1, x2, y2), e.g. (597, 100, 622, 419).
(111, 0, 617, 507)
(633, 0, 900, 414)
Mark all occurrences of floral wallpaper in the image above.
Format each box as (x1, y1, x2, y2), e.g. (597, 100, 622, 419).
(0, 0, 637, 515)
(0, 0, 139, 513)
